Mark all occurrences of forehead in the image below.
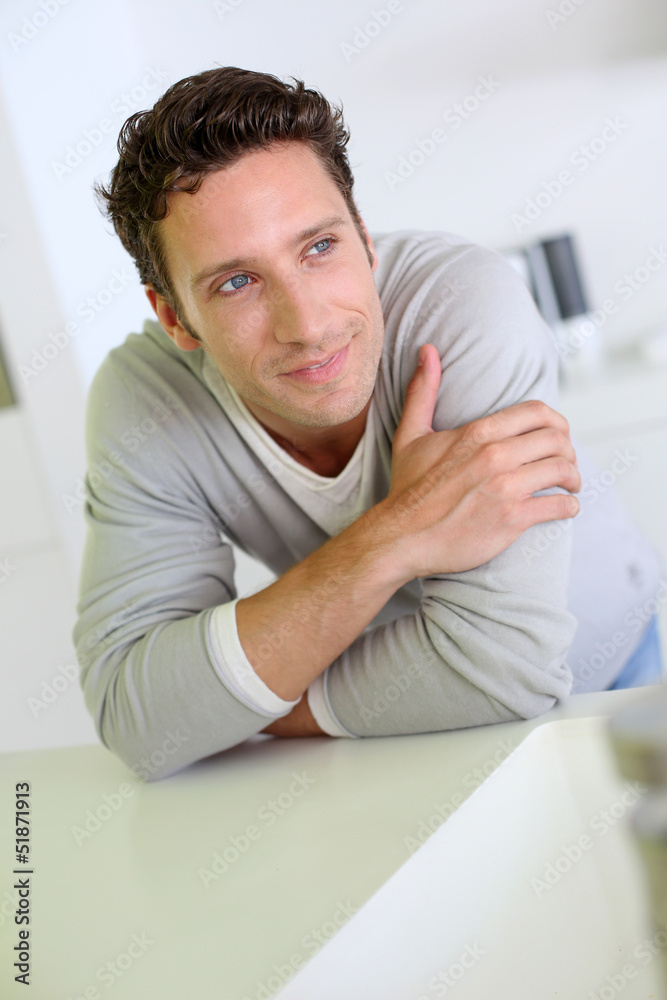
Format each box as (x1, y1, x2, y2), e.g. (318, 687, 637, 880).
(159, 142, 347, 268)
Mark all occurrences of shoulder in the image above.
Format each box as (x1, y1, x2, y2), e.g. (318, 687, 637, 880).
(86, 319, 212, 431)
(84, 320, 222, 481)
(370, 229, 538, 349)
(370, 230, 559, 427)
(369, 228, 504, 304)
(88, 319, 200, 406)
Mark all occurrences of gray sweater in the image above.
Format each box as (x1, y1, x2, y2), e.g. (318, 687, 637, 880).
(73, 229, 663, 779)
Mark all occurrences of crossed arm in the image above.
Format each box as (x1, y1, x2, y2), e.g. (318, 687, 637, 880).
(250, 342, 580, 739)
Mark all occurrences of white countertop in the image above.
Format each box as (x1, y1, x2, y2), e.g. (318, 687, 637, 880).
(0, 686, 663, 999)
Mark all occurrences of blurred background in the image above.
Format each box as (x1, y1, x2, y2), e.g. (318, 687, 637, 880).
(1, 0, 666, 753)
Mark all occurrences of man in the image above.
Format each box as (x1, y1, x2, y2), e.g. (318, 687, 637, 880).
(74, 66, 663, 780)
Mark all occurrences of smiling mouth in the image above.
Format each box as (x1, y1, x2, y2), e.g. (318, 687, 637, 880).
(286, 348, 344, 374)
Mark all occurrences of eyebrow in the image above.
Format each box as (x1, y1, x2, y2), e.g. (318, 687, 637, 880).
(189, 214, 350, 292)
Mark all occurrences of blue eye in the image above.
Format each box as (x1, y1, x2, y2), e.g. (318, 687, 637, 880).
(216, 237, 336, 296)
(306, 239, 331, 255)
(221, 273, 251, 292)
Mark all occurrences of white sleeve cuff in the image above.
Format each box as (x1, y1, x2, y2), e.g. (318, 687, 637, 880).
(307, 670, 358, 738)
(208, 601, 300, 718)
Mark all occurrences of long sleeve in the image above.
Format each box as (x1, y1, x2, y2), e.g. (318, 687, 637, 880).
(319, 240, 578, 736)
(74, 233, 580, 774)
(72, 348, 298, 780)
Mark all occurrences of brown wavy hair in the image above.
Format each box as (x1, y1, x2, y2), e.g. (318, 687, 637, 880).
(94, 66, 370, 321)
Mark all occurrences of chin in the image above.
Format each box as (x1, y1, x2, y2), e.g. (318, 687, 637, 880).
(296, 393, 371, 429)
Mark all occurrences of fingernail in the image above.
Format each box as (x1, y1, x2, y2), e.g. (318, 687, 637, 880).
(418, 346, 425, 367)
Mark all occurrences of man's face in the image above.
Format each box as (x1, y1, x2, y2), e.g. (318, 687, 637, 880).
(156, 142, 385, 430)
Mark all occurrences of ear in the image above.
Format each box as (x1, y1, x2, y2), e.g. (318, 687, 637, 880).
(355, 215, 378, 272)
(144, 285, 201, 352)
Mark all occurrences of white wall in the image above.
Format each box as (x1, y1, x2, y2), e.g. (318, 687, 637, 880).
(0, 0, 666, 750)
(2, 0, 667, 557)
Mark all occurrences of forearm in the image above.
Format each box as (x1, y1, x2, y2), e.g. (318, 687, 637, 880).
(322, 521, 578, 738)
(237, 395, 579, 705)
(261, 693, 327, 737)
(78, 608, 283, 780)
(236, 504, 410, 701)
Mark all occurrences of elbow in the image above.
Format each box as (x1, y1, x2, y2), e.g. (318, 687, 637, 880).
(515, 692, 559, 723)
(93, 692, 262, 782)
(78, 632, 278, 780)
(98, 713, 196, 783)
(80, 649, 197, 782)
(511, 651, 574, 722)
(81, 676, 191, 782)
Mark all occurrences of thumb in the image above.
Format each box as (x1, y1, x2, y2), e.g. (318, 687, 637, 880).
(395, 344, 442, 449)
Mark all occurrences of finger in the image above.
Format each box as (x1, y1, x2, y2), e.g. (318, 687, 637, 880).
(394, 344, 442, 449)
(516, 491, 580, 533)
(504, 456, 581, 498)
(468, 399, 572, 445)
(480, 427, 578, 472)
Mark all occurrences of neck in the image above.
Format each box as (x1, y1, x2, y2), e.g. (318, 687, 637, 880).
(242, 397, 371, 478)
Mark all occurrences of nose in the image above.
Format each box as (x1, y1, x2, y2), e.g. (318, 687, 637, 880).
(270, 274, 332, 346)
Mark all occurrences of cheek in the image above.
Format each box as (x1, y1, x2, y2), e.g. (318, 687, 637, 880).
(203, 308, 263, 356)
(221, 306, 273, 362)
(215, 343, 254, 378)
(222, 340, 266, 386)
(239, 303, 270, 339)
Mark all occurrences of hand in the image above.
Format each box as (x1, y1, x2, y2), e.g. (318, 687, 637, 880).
(379, 343, 581, 578)
(261, 693, 329, 738)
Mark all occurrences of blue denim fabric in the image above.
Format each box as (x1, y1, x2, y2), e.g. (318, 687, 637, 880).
(608, 616, 664, 690)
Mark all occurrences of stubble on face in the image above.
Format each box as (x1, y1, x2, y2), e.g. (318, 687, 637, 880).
(157, 142, 386, 433)
(224, 310, 384, 430)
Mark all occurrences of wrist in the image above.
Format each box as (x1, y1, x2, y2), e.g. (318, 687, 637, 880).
(352, 498, 419, 588)
(261, 693, 327, 737)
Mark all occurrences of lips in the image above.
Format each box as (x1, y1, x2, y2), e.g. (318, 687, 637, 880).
(278, 344, 349, 384)
(284, 348, 344, 375)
